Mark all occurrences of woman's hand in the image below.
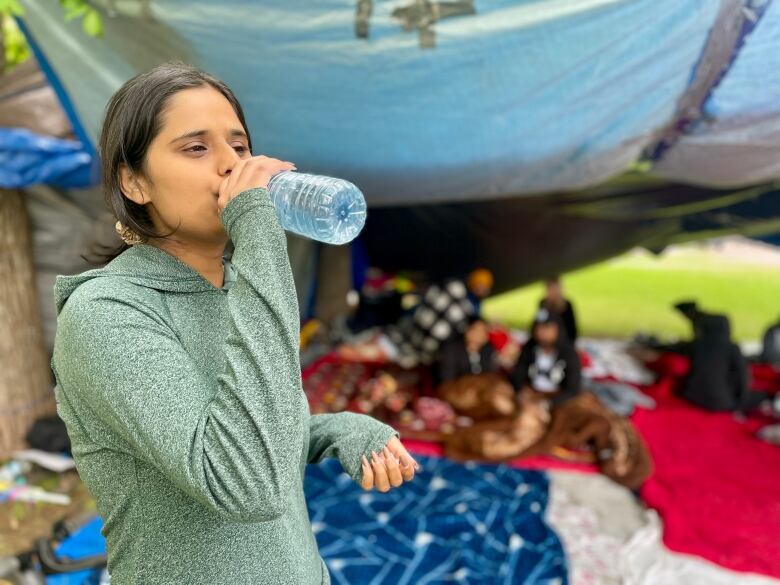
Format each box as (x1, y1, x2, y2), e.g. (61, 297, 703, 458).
(498, 341, 521, 369)
(360, 437, 419, 492)
(218, 155, 296, 214)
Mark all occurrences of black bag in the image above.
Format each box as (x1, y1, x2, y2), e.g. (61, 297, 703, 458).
(25, 416, 71, 454)
(762, 324, 780, 366)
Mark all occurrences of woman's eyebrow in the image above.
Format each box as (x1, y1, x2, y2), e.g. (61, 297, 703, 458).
(169, 129, 247, 144)
(169, 129, 208, 144)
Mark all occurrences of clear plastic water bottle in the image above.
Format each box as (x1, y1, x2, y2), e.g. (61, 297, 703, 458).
(267, 171, 367, 245)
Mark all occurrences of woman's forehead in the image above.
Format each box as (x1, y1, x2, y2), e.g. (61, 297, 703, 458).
(160, 87, 241, 134)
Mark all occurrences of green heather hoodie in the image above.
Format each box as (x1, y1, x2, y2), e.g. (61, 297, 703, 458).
(51, 187, 397, 585)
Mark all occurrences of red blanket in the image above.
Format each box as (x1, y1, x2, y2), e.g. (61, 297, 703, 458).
(634, 371, 780, 578)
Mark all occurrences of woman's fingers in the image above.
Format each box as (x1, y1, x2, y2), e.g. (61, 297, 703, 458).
(360, 455, 374, 490)
(370, 451, 391, 492)
(382, 446, 404, 487)
(386, 437, 418, 466)
(385, 437, 420, 481)
(359, 439, 420, 492)
(219, 155, 296, 212)
(398, 453, 417, 482)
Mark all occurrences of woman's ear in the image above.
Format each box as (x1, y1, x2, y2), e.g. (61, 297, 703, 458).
(118, 164, 149, 206)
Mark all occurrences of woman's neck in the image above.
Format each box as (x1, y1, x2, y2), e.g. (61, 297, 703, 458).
(152, 239, 227, 288)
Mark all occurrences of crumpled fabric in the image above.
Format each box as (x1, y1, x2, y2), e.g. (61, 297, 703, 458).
(585, 379, 657, 417)
(0, 127, 95, 189)
(547, 470, 778, 585)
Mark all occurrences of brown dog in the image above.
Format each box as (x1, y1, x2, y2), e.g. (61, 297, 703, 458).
(437, 373, 517, 421)
(443, 383, 550, 462)
(440, 376, 653, 488)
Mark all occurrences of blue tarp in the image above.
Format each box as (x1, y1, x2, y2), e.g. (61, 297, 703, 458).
(45, 516, 106, 585)
(0, 127, 95, 189)
(18, 0, 780, 205)
(654, 0, 780, 187)
(12, 0, 780, 202)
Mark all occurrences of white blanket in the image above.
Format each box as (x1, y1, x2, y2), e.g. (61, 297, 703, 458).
(547, 471, 777, 585)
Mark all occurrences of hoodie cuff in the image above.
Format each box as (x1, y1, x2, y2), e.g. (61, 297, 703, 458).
(352, 425, 401, 484)
(219, 188, 275, 234)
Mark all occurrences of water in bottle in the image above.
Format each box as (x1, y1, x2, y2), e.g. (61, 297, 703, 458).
(267, 171, 367, 245)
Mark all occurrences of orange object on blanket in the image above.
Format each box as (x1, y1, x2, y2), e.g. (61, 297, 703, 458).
(549, 445, 597, 464)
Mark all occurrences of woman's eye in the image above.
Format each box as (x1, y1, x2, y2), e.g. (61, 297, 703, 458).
(233, 145, 249, 154)
(185, 145, 207, 153)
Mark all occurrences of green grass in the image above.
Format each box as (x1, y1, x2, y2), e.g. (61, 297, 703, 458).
(482, 248, 780, 342)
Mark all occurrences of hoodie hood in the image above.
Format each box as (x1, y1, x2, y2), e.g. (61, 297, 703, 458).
(54, 244, 228, 315)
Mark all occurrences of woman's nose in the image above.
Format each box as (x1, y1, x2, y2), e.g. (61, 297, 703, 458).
(218, 145, 241, 176)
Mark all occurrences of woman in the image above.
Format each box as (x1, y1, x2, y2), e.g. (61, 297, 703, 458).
(51, 63, 417, 585)
(538, 276, 578, 342)
(438, 316, 499, 382)
(512, 308, 581, 406)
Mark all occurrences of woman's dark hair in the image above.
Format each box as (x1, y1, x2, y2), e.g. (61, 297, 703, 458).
(465, 314, 487, 327)
(85, 62, 252, 264)
(530, 310, 570, 348)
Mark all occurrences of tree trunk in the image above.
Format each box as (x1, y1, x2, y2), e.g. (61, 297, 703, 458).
(0, 189, 57, 457)
(0, 14, 6, 74)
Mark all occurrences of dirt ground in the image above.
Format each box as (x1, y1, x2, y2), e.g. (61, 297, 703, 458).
(0, 468, 95, 558)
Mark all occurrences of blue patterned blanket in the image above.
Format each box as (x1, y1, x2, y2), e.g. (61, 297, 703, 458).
(305, 456, 567, 584)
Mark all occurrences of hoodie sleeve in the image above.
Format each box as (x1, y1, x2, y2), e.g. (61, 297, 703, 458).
(307, 413, 398, 483)
(52, 188, 305, 523)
